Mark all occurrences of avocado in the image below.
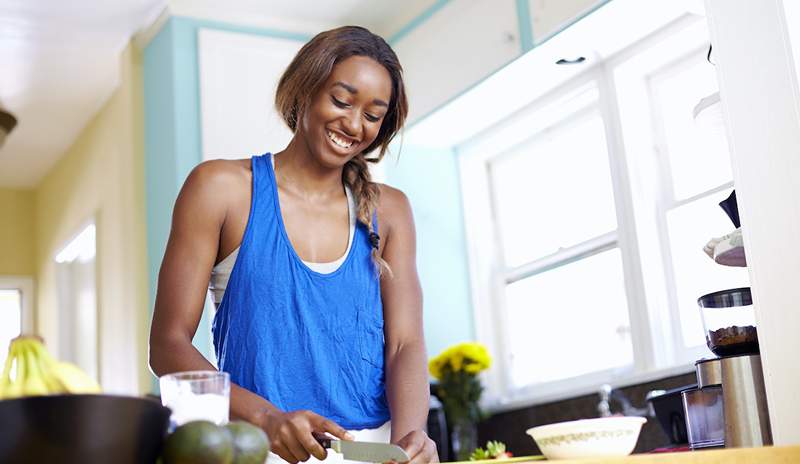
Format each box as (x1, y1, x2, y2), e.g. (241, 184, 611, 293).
(225, 421, 271, 464)
(162, 421, 234, 464)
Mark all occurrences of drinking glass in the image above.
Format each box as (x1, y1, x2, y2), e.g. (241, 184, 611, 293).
(159, 371, 230, 428)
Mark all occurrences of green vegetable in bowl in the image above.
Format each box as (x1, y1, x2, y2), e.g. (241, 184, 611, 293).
(470, 441, 512, 460)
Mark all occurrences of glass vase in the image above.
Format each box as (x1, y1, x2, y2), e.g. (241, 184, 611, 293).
(450, 419, 478, 461)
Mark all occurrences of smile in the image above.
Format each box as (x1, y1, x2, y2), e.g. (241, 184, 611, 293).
(327, 130, 356, 149)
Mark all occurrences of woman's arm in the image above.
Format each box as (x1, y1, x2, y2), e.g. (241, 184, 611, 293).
(150, 161, 275, 425)
(150, 162, 349, 464)
(379, 186, 439, 463)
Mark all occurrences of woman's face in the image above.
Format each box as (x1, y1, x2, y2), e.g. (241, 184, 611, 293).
(299, 55, 393, 168)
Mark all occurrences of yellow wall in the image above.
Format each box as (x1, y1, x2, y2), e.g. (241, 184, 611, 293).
(34, 43, 149, 394)
(0, 188, 35, 276)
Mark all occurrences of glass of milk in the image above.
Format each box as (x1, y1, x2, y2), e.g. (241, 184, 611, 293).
(159, 370, 230, 429)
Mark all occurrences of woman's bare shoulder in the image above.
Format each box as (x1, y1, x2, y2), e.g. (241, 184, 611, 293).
(176, 158, 252, 215)
(376, 183, 414, 235)
(184, 158, 250, 193)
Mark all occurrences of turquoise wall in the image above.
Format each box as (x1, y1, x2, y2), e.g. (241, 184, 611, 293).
(144, 18, 214, 378)
(144, 18, 309, 385)
(383, 146, 474, 358)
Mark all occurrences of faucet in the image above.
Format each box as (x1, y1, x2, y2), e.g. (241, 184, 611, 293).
(597, 384, 652, 418)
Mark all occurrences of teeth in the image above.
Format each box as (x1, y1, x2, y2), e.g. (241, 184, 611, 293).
(327, 130, 354, 149)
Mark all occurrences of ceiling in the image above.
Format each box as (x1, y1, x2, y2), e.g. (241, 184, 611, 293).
(0, 0, 436, 189)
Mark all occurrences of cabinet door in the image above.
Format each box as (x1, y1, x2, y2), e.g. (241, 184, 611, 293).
(198, 29, 303, 160)
(393, 0, 520, 123)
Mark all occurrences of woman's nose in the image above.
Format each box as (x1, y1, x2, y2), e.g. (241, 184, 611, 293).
(342, 112, 361, 138)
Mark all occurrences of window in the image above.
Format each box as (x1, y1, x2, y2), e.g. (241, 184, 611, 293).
(646, 53, 749, 350)
(0, 278, 34, 369)
(460, 15, 735, 406)
(0, 289, 22, 368)
(485, 92, 632, 389)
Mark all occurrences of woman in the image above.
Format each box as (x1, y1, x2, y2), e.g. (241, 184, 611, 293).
(149, 26, 438, 463)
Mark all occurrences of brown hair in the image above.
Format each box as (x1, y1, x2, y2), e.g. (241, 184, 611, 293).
(275, 26, 408, 277)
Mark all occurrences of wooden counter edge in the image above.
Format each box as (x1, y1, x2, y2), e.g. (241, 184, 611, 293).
(508, 445, 800, 463)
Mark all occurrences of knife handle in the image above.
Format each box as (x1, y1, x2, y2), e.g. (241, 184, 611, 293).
(313, 432, 333, 449)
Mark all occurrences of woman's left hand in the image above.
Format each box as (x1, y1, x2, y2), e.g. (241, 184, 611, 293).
(393, 429, 439, 463)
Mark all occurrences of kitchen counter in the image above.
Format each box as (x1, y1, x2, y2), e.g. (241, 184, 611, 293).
(518, 446, 800, 463)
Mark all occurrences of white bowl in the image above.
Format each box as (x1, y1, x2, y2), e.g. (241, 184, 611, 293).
(526, 416, 647, 460)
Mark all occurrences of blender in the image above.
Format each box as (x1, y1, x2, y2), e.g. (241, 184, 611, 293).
(684, 287, 772, 449)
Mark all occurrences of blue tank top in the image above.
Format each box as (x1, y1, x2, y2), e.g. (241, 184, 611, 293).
(212, 153, 389, 429)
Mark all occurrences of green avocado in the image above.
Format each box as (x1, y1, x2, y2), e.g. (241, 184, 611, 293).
(162, 421, 234, 464)
(224, 421, 271, 464)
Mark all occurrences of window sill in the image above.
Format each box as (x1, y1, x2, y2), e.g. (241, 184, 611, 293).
(483, 363, 695, 414)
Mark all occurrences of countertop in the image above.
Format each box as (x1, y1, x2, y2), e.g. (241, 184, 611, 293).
(507, 445, 800, 463)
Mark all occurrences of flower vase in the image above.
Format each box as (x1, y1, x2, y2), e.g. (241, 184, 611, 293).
(450, 419, 478, 461)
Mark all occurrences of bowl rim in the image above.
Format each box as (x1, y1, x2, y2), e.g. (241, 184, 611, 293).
(526, 416, 647, 437)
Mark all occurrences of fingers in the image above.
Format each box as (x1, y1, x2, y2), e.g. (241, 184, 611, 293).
(284, 433, 311, 463)
(398, 431, 438, 464)
(319, 417, 354, 441)
(271, 441, 301, 464)
(294, 422, 328, 460)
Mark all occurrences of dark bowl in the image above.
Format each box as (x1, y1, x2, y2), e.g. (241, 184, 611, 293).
(0, 394, 171, 464)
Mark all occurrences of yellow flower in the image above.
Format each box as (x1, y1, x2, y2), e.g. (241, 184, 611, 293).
(449, 352, 464, 372)
(428, 342, 492, 380)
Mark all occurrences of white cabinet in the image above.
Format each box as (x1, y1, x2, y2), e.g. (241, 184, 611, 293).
(393, 0, 521, 123)
(529, 0, 604, 43)
(198, 29, 303, 160)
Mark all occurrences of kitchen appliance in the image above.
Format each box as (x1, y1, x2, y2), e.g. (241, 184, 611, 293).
(685, 287, 772, 449)
(646, 384, 695, 445)
(0, 394, 171, 463)
(314, 434, 410, 463)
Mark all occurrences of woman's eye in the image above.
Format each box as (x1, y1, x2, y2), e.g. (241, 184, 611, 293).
(331, 97, 349, 108)
(364, 113, 381, 122)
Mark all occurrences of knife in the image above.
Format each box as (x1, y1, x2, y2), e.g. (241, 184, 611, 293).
(314, 433, 410, 463)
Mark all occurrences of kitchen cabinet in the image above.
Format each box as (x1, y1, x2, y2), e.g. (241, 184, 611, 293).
(392, 0, 520, 123)
(198, 28, 303, 160)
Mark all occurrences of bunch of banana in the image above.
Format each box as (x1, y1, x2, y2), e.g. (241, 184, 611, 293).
(0, 337, 101, 400)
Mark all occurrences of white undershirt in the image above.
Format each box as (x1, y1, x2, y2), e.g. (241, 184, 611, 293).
(208, 156, 356, 307)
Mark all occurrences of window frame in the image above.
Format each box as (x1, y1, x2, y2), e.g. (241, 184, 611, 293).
(459, 15, 716, 411)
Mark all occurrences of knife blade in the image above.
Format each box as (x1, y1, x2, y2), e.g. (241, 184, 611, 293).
(314, 433, 410, 463)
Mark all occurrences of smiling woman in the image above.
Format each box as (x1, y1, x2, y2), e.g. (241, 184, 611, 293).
(149, 26, 438, 464)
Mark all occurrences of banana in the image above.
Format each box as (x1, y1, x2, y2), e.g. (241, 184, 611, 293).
(27, 340, 67, 394)
(20, 342, 49, 396)
(0, 342, 18, 399)
(0, 337, 101, 398)
(50, 361, 101, 394)
(3, 342, 25, 399)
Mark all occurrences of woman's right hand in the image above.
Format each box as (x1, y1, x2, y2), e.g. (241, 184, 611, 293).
(262, 409, 354, 463)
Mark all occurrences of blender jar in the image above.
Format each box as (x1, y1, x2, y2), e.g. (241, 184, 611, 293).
(682, 386, 725, 450)
(697, 287, 759, 357)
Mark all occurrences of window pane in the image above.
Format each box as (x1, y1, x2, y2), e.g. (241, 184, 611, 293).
(650, 54, 730, 200)
(666, 193, 750, 348)
(504, 248, 633, 388)
(490, 110, 617, 267)
(0, 289, 22, 368)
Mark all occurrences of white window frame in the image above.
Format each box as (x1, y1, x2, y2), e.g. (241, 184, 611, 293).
(0, 276, 35, 336)
(460, 14, 715, 411)
(645, 49, 737, 358)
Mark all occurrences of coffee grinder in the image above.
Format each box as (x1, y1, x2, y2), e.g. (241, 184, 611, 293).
(683, 287, 772, 449)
